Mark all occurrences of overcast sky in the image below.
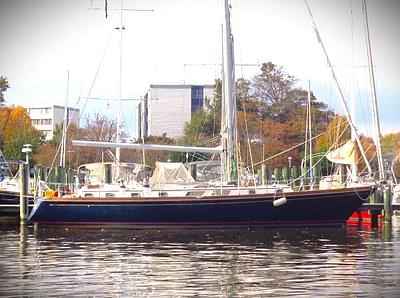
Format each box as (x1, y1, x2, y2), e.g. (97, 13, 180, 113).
(0, 0, 399, 138)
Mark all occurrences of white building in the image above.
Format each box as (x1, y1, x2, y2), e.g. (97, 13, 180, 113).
(27, 105, 80, 140)
(138, 84, 215, 139)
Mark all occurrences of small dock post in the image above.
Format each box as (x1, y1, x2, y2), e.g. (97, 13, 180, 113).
(261, 164, 266, 185)
(19, 162, 29, 222)
(369, 184, 380, 228)
(383, 184, 392, 223)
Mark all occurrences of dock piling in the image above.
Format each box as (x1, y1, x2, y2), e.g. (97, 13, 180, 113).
(19, 163, 29, 221)
(383, 184, 392, 223)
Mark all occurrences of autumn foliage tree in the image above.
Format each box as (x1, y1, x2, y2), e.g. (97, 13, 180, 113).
(182, 62, 335, 171)
(34, 113, 120, 168)
(0, 105, 43, 161)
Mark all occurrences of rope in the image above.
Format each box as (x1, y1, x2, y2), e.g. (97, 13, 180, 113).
(253, 131, 325, 167)
(287, 123, 350, 188)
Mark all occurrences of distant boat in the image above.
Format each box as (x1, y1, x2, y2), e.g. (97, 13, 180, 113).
(28, 0, 375, 228)
(0, 159, 33, 215)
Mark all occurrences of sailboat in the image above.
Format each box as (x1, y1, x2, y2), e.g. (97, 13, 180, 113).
(0, 151, 34, 214)
(27, 0, 375, 228)
(0, 157, 23, 214)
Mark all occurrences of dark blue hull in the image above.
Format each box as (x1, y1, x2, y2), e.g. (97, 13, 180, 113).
(28, 186, 375, 228)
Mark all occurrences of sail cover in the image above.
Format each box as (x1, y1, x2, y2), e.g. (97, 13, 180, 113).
(150, 162, 195, 185)
(326, 140, 358, 165)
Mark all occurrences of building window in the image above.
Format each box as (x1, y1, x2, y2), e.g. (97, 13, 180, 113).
(191, 86, 204, 114)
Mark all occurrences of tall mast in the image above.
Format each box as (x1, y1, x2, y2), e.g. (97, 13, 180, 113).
(308, 81, 313, 189)
(60, 69, 69, 169)
(362, 0, 384, 180)
(222, 0, 238, 183)
(350, 0, 358, 180)
(115, 0, 125, 180)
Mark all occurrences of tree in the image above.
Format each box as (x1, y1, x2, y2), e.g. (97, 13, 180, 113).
(0, 106, 43, 161)
(0, 76, 10, 105)
(3, 130, 42, 162)
(180, 62, 336, 171)
(250, 62, 334, 126)
(180, 79, 222, 148)
(251, 62, 294, 106)
(315, 115, 351, 153)
(72, 113, 119, 165)
(33, 123, 80, 168)
(381, 132, 400, 155)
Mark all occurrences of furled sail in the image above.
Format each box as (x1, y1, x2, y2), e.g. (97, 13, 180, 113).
(326, 140, 358, 165)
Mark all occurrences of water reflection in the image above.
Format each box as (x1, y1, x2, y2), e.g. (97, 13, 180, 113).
(1, 217, 400, 297)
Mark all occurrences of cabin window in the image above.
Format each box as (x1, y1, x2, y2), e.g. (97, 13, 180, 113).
(159, 191, 168, 197)
(248, 189, 256, 194)
(105, 193, 115, 197)
(84, 193, 93, 197)
(131, 193, 140, 197)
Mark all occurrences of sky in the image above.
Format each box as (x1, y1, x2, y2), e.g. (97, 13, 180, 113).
(0, 0, 399, 139)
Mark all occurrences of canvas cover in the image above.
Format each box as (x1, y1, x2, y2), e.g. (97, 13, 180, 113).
(150, 162, 195, 185)
(79, 162, 148, 184)
(326, 140, 358, 165)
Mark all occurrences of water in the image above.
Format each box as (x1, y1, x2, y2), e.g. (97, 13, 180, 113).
(1, 217, 400, 297)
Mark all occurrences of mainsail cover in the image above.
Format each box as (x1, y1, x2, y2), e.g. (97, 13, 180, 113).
(326, 140, 358, 165)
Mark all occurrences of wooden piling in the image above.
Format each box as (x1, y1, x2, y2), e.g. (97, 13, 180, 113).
(19, 163, 29, 221)
(282, 167, 288, 183)
(273, 168, 281, 183)
(261, 164, 266, 185)
(383, 184, 392, 223)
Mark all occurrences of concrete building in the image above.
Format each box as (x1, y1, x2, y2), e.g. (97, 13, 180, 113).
(27, 105, 80, 140)
(137, 84, 215, 139)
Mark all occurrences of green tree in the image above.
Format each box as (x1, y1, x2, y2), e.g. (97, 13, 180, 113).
(0, 76, 10, 105)
(250, 62, 295, 120)
(3, 129, 42, 162)
(180, 79, 222, 147)
(250, 62, 333, 126)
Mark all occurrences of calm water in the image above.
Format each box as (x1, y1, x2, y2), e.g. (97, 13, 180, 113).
(1, 217, 400, 297)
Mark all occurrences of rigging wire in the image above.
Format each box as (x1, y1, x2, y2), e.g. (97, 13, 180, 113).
(77, 28, 115, 121)
(304, 0, 372, 174)
(46, 29, 115, 174)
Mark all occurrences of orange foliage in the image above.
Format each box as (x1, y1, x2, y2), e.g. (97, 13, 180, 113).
(315, 115, 350, 151)
(236, 111, 301, 169)
(0, 105, 33, 144)
(32, 143, 58, 167)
